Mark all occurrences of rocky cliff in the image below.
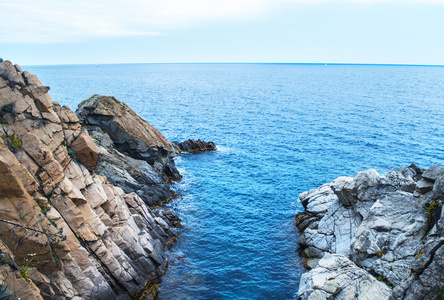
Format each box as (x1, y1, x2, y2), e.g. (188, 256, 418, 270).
(295, 164, 444, 300)
(76, 94, 182, 208)
(0, 60, 183, 299)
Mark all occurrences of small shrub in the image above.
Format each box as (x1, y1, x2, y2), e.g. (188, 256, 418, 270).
(20, 253, 36, 282)
(41, 207, 50, 215)
(10, 138, 22, 149)
(1, 135, 22, 151)
(1, 103, 14, 114)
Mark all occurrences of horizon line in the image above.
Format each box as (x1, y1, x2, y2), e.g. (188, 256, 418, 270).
(22, 62, 444, 68)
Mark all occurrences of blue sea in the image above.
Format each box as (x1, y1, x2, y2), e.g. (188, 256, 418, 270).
(25, 63, 444, 299)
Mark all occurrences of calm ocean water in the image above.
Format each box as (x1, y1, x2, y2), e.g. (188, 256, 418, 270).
(25, 63, 444, 299)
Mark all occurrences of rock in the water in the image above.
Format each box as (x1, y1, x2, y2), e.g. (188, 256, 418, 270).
(172, 139, 216, 153)
(296, 165, 444, 299)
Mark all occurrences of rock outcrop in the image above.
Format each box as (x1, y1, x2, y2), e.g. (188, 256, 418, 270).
(76, 95, 181, 207)
(0, 60, 182, 299)
(295, 164, 444, 299)
(172, 139, 216, 153)
(76, 95, 180, 180)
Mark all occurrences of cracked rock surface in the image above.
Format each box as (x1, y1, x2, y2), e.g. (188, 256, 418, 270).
(76, 95, 182, 208)
(0, 61, 182, 299)
(296, 164, 444, 300)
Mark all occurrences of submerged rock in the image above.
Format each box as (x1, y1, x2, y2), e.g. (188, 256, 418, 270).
(0, 61, 182, 299)
(296, 165, 444, 299)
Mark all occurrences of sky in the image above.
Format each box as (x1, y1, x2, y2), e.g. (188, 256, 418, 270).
(1, 0, 444, 65)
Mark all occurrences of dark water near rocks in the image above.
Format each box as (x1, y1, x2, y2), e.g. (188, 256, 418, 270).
(25, 63, 444, 299)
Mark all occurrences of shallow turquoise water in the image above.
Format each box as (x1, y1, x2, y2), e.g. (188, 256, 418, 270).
(25, 63, 444, 299)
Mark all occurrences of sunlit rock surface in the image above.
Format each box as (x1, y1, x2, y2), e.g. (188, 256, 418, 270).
(0, 60, 181, 299)
(76, 95, 181, 207)
(296, 164, 444, 299)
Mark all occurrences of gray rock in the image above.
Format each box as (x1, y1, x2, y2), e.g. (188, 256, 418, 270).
(297, 253, 391, 300)
(432, 176, 444, 200)
(76, 95, 181, 181)
(422, 166, 444, 182)
(296, 165, 444, 300)
(85, 126, 174, 207)
(417, 178, 434, 194)
(396, 163, 422, 181)
(172, 139, 216, 153)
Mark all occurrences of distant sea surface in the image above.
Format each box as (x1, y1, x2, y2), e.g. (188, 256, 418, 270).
(25, 63, 444, 299)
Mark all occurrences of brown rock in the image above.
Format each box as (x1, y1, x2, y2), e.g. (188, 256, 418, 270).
(77, 95, 171, 152)
(0, 241, 44, 300)
(0, 138, 38, 194)
(69, 130, 99, 171)
(0, 61, 181, 299)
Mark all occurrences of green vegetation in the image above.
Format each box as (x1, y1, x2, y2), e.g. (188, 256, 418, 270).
(67, 147, 77, 160)
(0, 282, 12, 299)
(1, 103, 14, 114)
(425, 202, 442, 235)
(10, 138, 22, 149)
(20, 253, 36, 282)
(0, 102, 15, 124)
(1, 134, 22, 151)
(41, 207, 50, 215)
(377, 275, 395, 289)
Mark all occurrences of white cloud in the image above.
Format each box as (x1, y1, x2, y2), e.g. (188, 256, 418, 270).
(0, 0, 443, 43)
(0, 0, 271, 43)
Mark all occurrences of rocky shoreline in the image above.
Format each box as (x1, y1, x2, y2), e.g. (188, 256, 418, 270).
(0, 60, 214, 299)
(295, 164, 444, 299)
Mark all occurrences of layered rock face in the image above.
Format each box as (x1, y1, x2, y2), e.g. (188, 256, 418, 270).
(295, 164, 444, 300)
(0, 61, 181, 299)
(76, 95, 181, 207)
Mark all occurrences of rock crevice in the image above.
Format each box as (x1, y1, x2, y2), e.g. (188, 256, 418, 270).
(0, 61, 186, 299)
(296, 164, 444, 299)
